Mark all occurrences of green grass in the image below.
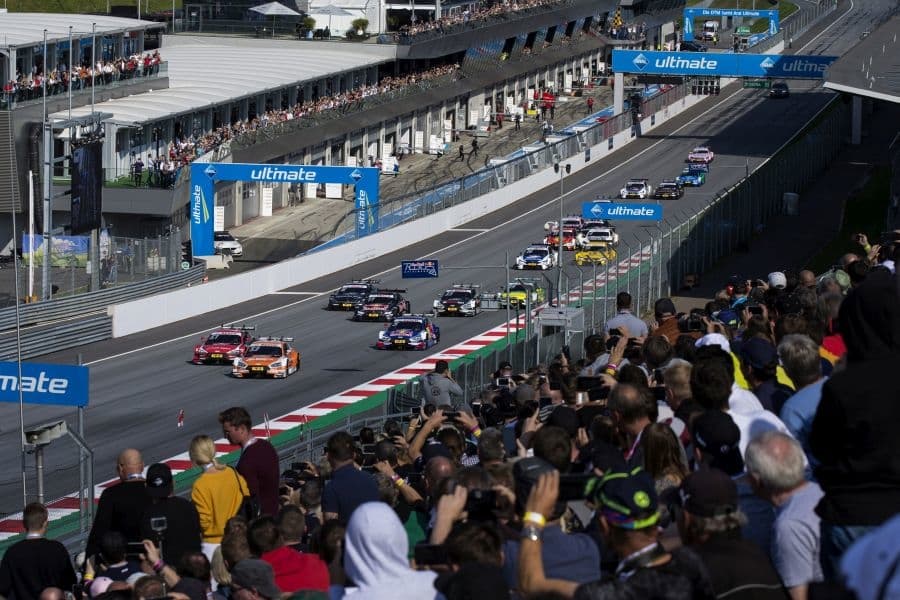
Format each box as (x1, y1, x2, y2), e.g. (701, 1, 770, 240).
(7, 0, 180, 14)
(806, 166, 891, 273)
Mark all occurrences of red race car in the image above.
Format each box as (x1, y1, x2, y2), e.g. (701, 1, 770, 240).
(193, 325, 255, 364)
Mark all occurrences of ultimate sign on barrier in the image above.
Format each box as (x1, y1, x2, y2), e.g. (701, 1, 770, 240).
(190, 163, 381, 257)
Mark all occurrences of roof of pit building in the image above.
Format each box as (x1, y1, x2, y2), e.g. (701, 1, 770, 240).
(50, 35, 397, 126)
(0, 12, 164, 48)
(823, 13, 900, 104)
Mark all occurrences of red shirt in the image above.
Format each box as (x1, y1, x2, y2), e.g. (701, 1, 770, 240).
(261, 546, 329, 592)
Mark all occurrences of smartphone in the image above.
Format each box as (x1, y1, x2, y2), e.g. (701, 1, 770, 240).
(149, 516, 168, 533)
(652, 386, 667, 402)
(558, 473, 593, 501)
(361, 444, 376, 455)
(471, 403, 482, 417)
(751, 280, 760, 288)
(410, 407, 420, 417)
(539, 396, 552, 409)
(414, 543, 449, 567)
(576, 376, 602, 391)
(609, 328, 623, 337)
(465, 488, 498, 521)
(495, 377, 510, 387)
(748, 306, 763, 316)
(126, 542, 145, 561)
(444, 411, 461, 420)
(406, 472, 424, 485)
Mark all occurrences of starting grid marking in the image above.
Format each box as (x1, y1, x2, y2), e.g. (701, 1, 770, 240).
(0, 248, 651, 539)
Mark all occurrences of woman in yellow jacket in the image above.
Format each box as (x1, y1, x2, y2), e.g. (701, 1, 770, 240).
(189, 435, 249, 557)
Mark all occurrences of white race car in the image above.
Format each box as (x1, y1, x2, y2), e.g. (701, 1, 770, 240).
(619, 179, 652, 199)
(214, 231, 243, 257)
(515, 243, 557, 270)
(577, 227, 619, 249)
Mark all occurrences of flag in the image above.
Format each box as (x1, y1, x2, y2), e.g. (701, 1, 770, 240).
(612, 6, 623, 29)
(177, 409, 184, 428)
(264, 412, 271, 439)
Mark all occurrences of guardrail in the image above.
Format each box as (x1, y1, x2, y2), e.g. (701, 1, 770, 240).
(0, 315, 112, 361)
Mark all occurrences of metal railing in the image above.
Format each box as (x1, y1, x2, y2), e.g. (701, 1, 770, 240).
(0, 315, 112, 361)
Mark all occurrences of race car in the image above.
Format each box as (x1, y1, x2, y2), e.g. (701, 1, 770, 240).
(687, 146, 715, 164)
(515, 243, 557, 270)
(193, 325, 255, 364)
(577, 227, 619, 249)
(327, 280, 378, 311)
(581, 218, 612, 231)
(231, 337, 300, 378)
(653, 179, 684, 199)
(213, 231, 244, 257)
(433, 284, 481, 316)
(676, 163, 708, 187)
(575, 247, 617, 266)
(376, 315, 440, 350)
(353, 290, 410, 322)
(498, 282, 546, 308)
(619, 179, 653, 199)
(543, 227, 578, 250)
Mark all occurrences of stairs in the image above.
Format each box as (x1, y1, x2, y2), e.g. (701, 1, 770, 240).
(0, 111, 20, 212)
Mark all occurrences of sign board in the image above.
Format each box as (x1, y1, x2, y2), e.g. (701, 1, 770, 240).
(401, 259, 439, 278)
(582, 202, 663, 221)
(743, 78, 771, 89)
(260, 186, 274, 216)
(736, 26, 751, 35)
(191, 163, 380, 256)
(0, 361, 89, 407)
(683, 7, 779, 41)
(612, 50, 837, 79)
(214, 205, 225, 232)
(687, 162, 710, 173)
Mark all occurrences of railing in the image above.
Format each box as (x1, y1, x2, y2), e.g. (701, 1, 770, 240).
(0, 315, 112, 361)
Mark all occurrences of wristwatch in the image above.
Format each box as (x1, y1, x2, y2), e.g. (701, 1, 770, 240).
(521, 524, 543, 542)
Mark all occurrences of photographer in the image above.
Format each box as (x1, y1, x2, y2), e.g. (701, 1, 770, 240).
(421, 360, 466, 412)
(141, 463, 202, 568)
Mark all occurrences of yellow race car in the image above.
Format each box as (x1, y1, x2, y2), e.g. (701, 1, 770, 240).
(498, 282, 546, 308)
(574, 248, 617, 266)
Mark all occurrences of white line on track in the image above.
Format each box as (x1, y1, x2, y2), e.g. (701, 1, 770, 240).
(450, 228, 490, 232)
(85, 12, 854, 368)
(270, 291, 324, 295)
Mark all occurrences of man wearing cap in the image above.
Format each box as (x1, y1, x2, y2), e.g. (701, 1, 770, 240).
(518, 468, 715, 599)
(768, 272, 787, 291)
(649, 297, 687, 342)
(739, 337, 793, 414)
(231, 559, 283, 600)
(140, 463, 202, 567)
(674, 469, 788, 599)
(746, 432, 824, 600)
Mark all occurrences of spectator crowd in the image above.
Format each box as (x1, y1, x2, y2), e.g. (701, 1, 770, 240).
(396, 0, 565, 40)
(3, 52, 162, 105)
(2, 231, 898, 600)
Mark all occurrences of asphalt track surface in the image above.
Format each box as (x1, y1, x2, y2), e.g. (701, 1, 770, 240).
(0, 0, 892, 513)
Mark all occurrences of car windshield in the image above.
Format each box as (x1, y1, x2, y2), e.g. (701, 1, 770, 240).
(206, 333, 242, 345)
(525, 248, 548, 256)
(246, 345, 283, 357)
(338, 285, 369, 294)
(692, 148, 709, 154)
(389, 321, 423, 333)
(214, 232, 235, 241)
(368, 295, 394, 303)
(590, 231, 611, 238)
(626, 182, 644, 188)
(509, 284, 527, 293)
(442, 290, 471, 300)
(660, 184, 677, 189)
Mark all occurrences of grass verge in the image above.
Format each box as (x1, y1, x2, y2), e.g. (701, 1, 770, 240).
(7, 0, 179, 13)
(806, 166, 891, 273)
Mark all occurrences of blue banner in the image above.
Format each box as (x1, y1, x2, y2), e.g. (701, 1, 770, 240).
(190, 163, 381, 255)
(583, 202, 663, 221)
(683, 7, 779, 41)
(0, 361, 89, 407)
(401, 259, 439, 278)
(612, 50, 837, 79)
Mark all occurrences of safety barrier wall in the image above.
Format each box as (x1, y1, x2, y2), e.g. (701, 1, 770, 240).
(110, 88, 709, 337)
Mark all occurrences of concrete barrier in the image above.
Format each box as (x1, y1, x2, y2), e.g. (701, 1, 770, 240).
(109, 90, 709, 337)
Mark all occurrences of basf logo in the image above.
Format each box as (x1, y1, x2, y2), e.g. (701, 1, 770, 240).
(0, 362, 89, 407)
(632, 53, 649, 71)
(760, 57, 776, 70)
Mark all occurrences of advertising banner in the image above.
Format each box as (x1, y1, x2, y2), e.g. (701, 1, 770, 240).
(0, 361, 89, 407)
(611, 50, 837, 79)
(683, 7, 779, 41)
(21, 234, 89, 267)
(401, 260, 440, 278)
(583, 202, 663, 221)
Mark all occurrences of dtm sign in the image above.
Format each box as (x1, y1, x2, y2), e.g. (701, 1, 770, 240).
(0, 361, 89, 407)
(191, 163, 380, 256)
(612, 50, 837, 79)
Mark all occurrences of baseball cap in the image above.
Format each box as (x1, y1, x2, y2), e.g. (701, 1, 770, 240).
(421, 441, 453, 464)
(146, 463, 173, 498)
(768, 272, 787, 289)
(231, 559, 282, 600)
(654, 298, 677, 318)
(590, 467, 660, 530)
(677, 469, 739, 517)
(739, 337, 778, 370)
(691, 411, 744, 475)
(497, 361, 513, 371)
(89, 577, 115, 598)
(694, 333, 731, 352)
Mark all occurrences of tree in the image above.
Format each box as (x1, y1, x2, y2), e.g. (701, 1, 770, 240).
(351, 18, 369, 34)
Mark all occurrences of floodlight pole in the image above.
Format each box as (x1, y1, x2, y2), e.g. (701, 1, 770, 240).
(41, 29, 52, 301)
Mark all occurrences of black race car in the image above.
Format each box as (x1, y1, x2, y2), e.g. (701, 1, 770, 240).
(353, 290, 411, 322)
(653, 179, 684, 199)
(327, 280, 378, 311)
(433, 284, 481, 316)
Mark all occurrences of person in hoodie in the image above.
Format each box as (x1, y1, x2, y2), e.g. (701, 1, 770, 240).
(339, 501, 440, 599)
(809, 269, 900, 581)
(247, 516, 329, 593)
(421, 360, 466, 411)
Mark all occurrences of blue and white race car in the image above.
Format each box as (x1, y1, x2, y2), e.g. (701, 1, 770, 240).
(376, 315, 440, 350)
(515, 243, 556, 270)
(676, 163, 708, 187)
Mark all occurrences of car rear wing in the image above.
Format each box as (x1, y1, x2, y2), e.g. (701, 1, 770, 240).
(222, 323, 256, 331)
(257, 336, 294, 342)
(375, 288, 408, 294)
(687, 163, 709, 173)
(350, 278, 380, 285)
(450, 283, 481, 290)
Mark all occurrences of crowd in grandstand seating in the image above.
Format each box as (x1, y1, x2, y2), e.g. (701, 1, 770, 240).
(2, 231, 898, 600)
(3, 52, 162, 105)
(398, 0, 563, 38)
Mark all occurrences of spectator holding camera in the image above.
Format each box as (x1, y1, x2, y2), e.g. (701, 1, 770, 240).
(140, 462, 202, 568)
(422, 360, 466, 411)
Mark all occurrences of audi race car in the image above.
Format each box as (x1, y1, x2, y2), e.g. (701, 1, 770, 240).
(676, 163, 708, 187)
(687, 146, 715, 164)
(327, 280, 378, 311)
(231, 337, 300, 378)
(376, 315, 440, 350)
(433, 284, 481, 316)
(653, 180, 684, 199)
(577, 227, 619, 249)
(515, 243, 557, 270)
(498, 282, 546, 308)
(543, 227, 578, 250)
(353, 290, 410, 322)
(193, 325, 255, 364)
(619, 179, 653, 199)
